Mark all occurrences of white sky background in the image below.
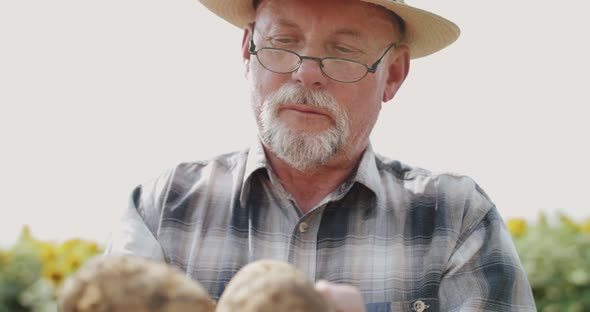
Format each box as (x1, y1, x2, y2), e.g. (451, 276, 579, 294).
(1, 0, 588, 246)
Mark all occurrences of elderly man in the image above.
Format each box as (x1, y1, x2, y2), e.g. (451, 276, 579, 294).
(107, 0, 536, 311)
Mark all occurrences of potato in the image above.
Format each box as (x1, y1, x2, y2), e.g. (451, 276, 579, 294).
(58, 255, 215, 312)
(216, 260, 335, 312)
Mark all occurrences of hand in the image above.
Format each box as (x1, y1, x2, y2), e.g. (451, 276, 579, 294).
(315, 280, 366, 312)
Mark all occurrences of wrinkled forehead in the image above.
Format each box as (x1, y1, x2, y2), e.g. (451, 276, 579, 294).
(254, 0, 391, 14)
(253, 0, 401, 40)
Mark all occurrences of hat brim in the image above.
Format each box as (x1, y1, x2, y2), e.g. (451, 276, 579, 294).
(198, 0, 460, 59)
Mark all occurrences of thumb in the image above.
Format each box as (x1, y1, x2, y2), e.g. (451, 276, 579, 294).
(315, 280, 366, 312)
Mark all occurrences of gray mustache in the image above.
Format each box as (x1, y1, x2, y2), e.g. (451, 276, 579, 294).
(268, 84, 338, 112)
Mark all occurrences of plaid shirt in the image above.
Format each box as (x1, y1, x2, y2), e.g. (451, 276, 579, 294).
(107, 141, 536, 311)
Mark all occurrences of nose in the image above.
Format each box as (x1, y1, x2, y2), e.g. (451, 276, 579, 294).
(291, 56, 329, 88)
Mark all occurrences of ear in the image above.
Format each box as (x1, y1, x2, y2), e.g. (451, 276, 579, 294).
(382, 45, 410, 103)
(241, 25, 253, 75)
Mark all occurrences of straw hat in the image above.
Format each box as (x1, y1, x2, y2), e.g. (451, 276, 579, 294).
(197, 0, 460, 59)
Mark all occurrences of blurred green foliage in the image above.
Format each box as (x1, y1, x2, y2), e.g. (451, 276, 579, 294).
(508, 214, 590, 312)
(0, 227, 102, 312)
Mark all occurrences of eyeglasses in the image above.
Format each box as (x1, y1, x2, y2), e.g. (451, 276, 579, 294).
(249, 31, 397, 83)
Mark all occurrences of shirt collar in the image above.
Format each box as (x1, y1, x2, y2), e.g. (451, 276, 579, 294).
(352, 143, 383, 199)
(240, 139, 269, 207)
(239, 140, 383, 207)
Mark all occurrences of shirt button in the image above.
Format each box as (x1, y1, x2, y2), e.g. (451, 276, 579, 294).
(412, 300, 429, 312)
(298, 222, 309, 233)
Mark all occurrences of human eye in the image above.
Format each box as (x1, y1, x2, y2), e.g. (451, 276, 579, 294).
(331, 43, 364, 59)
(335, 45, 354, 54)
(274, 37, 295, 44)
(269, 36, 300, 48)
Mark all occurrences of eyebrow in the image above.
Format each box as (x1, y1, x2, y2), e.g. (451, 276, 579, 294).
(260, 19, 368, 46)
(267, 21, 364, 41)
(332, 28, 363, 41)
(272, 18, 301, 31)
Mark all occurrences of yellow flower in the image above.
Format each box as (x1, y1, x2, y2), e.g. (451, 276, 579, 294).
(83, 242, 100, 255)
(581, 219, 590, 234)
(507, 218, 527, 237)
(65, 248, 88, 272)
(42, 260, 69, 286)
(64, 252, 85, 274)
(58, 239, 101, 263)
(37, 241, 58, 264)
(0, 250, 12, 264)
(60, 238, 84, 252)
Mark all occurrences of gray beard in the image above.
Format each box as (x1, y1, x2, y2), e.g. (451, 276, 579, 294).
(255, 84, 350, 172)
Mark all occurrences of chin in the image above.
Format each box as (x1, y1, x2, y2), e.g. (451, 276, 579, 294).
(262, 121, 348, 171)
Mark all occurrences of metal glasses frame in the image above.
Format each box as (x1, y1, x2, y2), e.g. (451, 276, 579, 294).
(248, 30, 397, 83)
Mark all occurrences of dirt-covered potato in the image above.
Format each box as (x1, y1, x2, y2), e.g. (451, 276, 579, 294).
(58, 255, 215, 312)
(216, 259, 335, 312)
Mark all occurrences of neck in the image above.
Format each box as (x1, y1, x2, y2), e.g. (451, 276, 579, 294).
(263, 143, 366, 214)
